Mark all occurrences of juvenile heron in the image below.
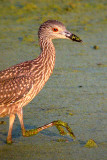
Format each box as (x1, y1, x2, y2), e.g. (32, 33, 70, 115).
(0, 20, 82, 144)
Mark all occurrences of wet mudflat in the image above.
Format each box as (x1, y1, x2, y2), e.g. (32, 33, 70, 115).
(0, 0, 107, 160)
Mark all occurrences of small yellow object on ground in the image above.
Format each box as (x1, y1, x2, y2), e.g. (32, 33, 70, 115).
(85, 139, 97, 148)
(93, 45, 99, 49)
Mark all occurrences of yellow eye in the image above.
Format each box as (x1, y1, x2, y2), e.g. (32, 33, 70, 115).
(53, 28, 58, 32)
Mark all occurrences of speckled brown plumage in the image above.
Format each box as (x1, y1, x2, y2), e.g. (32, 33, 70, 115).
(0, 20, 82, 143)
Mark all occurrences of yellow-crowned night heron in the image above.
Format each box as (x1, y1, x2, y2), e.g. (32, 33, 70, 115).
(0, 20, 82, 144)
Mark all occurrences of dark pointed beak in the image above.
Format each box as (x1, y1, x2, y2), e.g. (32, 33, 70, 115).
(65, 31, 83, 42)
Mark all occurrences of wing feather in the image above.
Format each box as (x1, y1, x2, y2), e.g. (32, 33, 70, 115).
(0, 60, 33, 82)
(0, 76, 34, 106)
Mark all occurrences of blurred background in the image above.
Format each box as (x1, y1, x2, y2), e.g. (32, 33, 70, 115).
(0, 0, 107, 160)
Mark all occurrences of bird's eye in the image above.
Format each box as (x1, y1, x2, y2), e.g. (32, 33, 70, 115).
(53, 28, 58, 32)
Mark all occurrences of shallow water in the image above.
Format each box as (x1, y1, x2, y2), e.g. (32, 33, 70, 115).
(0, 0, 107, 160)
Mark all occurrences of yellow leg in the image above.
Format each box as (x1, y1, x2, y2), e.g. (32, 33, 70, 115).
(17, 109, 75, 141)
(22, 120, 76, 140)
(7, 114, 15, 144)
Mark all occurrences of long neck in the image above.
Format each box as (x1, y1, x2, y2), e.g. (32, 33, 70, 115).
(32, 37, 56, 85)
(40, 37, 55, 81)
(39, 37, 55, 62)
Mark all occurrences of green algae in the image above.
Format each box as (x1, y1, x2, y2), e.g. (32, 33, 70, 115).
(85, 139, 98, 148)
(0, 0, 106, 27)
(23, 34, 35, 42)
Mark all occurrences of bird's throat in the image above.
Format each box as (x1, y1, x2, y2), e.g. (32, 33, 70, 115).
(40, 38, 56, 81)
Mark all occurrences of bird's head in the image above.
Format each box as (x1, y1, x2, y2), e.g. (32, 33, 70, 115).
(38, 20, 82, 42)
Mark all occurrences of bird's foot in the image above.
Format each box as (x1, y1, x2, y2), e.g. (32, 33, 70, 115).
(6, 137, 12, 144)
(53, 120, 76, 140)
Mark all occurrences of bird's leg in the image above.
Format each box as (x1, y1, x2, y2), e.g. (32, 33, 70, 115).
(7, 114, 15, 144)
(17, 109, 75, 140)
(19, 119, 75, 140)
(17, 108, 26, 136)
